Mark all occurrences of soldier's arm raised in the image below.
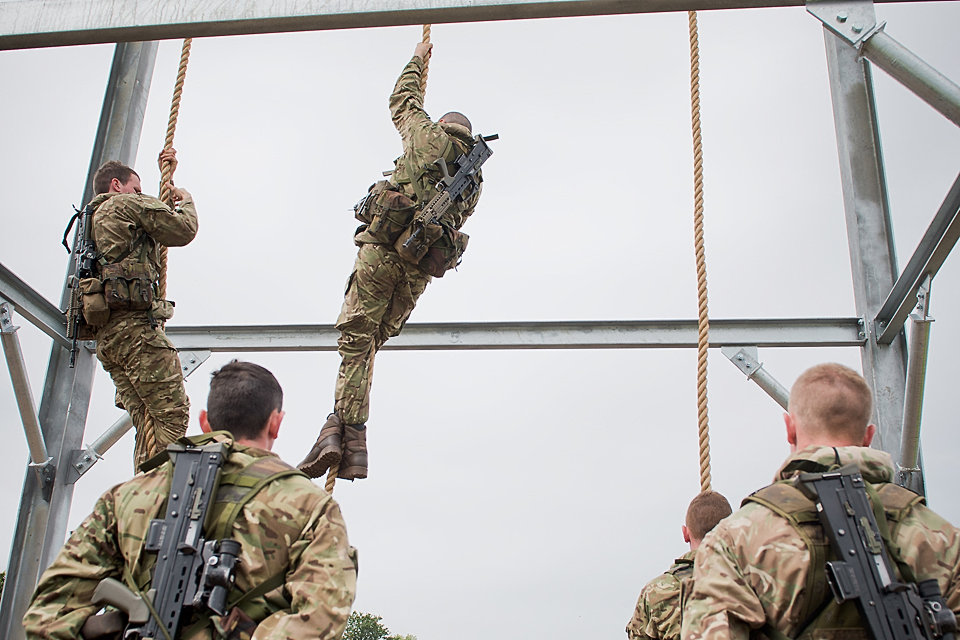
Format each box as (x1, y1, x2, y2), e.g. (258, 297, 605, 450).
(23, 491, 125, 640)
(137, 192, 199, 248)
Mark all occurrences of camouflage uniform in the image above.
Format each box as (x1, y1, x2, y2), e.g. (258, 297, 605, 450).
(627, 550, 696, 640)
(334, 55, 481, 425)
(682, 446, 960, 640)
(22, 432, 358, 640)
(89, 191, 198, 469)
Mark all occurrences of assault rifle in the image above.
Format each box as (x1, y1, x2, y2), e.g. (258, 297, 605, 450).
(90, 441, 241, 640)
(797, 465, 957, 640)
(63, 204, 98, 367)
(399, 133, 498, 256)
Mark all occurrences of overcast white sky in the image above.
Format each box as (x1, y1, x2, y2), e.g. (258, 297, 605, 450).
(1, 3, 959, 639)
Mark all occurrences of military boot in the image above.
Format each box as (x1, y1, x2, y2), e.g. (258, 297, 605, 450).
(297, 413, 343, 478)
(337, 423, 368, 480)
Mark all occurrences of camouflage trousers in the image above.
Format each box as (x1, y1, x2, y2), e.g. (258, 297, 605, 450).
(96, 313, 190, 470)
(335, 243, 431, 425)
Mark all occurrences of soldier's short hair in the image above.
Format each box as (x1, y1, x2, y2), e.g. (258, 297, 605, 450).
(686, 491, 732, 541)
(789, 363, 873, 442)
(92, 160, 139, 195)
(439, 111, 472, 133)
(207, 360, 283, 440)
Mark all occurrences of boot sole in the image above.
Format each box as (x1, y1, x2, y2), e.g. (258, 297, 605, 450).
(337, 465, 367, 480)
(298, 447, 342, 479)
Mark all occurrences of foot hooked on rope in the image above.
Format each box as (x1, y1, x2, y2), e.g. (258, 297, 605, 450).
(298, 413, 343, 478)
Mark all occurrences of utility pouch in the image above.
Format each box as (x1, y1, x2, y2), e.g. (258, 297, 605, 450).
(395, 222, 443, 266)
(213, 606, 258, 640)
(79, 277, 111, 326)
(418, 227, 469, 277)
(354, 181, 392, 224)
(102, 262, 154, 312)
(367, 188, 417, 244)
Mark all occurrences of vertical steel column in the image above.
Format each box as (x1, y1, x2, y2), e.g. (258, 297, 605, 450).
(0, 41, 158, 640)
(823, 30, 921, 494)
(899, 276, 932, 485)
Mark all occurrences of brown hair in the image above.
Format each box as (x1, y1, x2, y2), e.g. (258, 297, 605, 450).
(92, 160, 138, 195)
(206, 360, 283, 440)
(789, 363, 873, 442)
(440, 111, 472, 133)
(686, 491, 732, 541)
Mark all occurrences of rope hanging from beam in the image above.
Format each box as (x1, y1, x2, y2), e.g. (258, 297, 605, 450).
(158, 37, 193, 301)
(688, 11, 712, 493)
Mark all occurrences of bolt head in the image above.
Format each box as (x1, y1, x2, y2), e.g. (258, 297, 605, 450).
(837, 10, 848, 22)
(852, 22, 864, 33)
(737, 354, 744, 361)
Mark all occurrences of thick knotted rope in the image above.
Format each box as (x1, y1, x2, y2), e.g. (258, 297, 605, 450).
(420, 24, 432, 98)
(325, 464, 338, 493)
(688, 11, 712, 493)
(157, 38, 193, 300)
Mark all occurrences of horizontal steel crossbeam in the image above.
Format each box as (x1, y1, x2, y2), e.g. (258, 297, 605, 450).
(0, 0, 942, 51)
(874, 172, 960, 345)
(166, 317, 865, 351)
(0, 262, 69, 349)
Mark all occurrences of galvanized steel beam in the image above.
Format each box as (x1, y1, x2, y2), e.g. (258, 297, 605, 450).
(0, 262, 69, 350)
(165, 318, 865, 352)
(0, 41, 157, 640)
(721, 346, 791, 410)
(823, 28, 920, 493)
(899, 276, 932, 486)
(874, 172, 960, 345)
(0, 0, 947, 51)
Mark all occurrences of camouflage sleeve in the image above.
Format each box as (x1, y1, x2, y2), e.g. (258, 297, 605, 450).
(22, 489, 124, 640)
(136, 194, 199, 247)
(681, 528, 760, 640)
(250, 491, 357, 640)
(625, 587, 657, 640)
(894, 502, 960, 616)
(388, 56, 449, 171)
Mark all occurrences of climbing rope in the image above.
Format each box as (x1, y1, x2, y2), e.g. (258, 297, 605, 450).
(688, 11, 712, 493)
(420, 24, 432, 98)
(325, 464, 338, 493)
(157, 37, 193, 301)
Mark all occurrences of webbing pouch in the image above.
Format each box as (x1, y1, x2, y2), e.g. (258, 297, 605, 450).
(418, 227, 469, 277)
(395, 222, 443, 266)
(366, 188, 416, 244)
(102, 262, 154, 312)
(79, 277, 111, 326)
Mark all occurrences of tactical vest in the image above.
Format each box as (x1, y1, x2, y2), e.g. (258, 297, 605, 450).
(670, 556, 695, 636)
(393, 134, 482, 229)
(132, 433, 308, 637)
(743, 466, 925, 640)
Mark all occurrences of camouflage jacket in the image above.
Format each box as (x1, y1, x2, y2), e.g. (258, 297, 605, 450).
(89, 190, 198, 319)
(22, 433, 358, 640)
(355, 55, 481, 245)
(627, 550, 696, 640)
(682, 445, 960, 640)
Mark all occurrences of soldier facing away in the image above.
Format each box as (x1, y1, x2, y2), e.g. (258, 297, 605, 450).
(626, 491, 732, 640)
(23, 360, 358, 640)
(682, 363, 960, 640)
(87, 150, 198, 470)
(298, 41, 485, 481)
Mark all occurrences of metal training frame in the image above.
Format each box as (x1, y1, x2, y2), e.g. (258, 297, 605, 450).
(2, 0, 960, 637)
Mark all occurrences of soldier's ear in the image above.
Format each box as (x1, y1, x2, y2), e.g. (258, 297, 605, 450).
(267, 409, 284, 440)
(862, 423, 876, 447)
(682, 525, 691, 544)
(199, 410, 212, 434)
(784, 412, 798, 450)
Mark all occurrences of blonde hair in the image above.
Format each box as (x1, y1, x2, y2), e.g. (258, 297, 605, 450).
(789, 363, 873, 442)
(685, 491, 732, 541)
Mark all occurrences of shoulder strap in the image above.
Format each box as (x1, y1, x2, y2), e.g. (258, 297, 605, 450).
(211, 458, 306, 541)
(405, 137, 456, 204)
(744, 482, 828, 630)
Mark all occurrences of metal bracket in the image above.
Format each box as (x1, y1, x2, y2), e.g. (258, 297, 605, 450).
(806, 0, 878, 47)
(71, 448, 101, 479)
(179, 350, 211, 378)
(911, 275, 934, 322)
(721, 346, 791, 410)
(0, 298, 18, 334)
(28, 458, 56, 502)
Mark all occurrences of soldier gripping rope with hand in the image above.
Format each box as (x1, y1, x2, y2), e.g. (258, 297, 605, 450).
(298, 41, 496, 481)
(626, 491, 732, 640)
(682, 363, 960, 640)
(22, 360, 358, 640)
(68, 150, 198, 470)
